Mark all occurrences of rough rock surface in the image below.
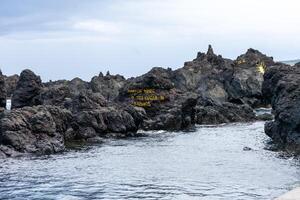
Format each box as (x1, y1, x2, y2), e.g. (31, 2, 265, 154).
(226, 49, 275, 107)
(39, 78, 91, 108)
(0, 103, 144, 158)
(0, 71, 7, 109)
(117, 46, 257, 130)
(91, 72, 126, 101)
(0, 106, 72, 157)
(262, 64, 300, 147)
(11, 69, 43, 109)
(4, 74, 19, 97)
(0, 46, 284, 157)
(71, 105, 144, 140)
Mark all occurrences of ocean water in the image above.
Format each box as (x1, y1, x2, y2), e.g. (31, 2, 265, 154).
(0, 121, 299, 200)
(281, 59, 300, 66)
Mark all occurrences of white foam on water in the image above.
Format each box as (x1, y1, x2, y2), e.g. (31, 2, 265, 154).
(6, 99, 11, 110)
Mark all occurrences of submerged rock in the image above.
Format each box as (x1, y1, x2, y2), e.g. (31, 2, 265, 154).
(256, 113, 273, 121)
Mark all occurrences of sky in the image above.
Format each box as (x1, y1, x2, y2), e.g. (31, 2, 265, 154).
(0, 0, 299, 81)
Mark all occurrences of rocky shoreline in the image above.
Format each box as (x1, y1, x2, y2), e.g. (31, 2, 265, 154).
(0, 46, 298, 158)
(263, 62, 300, 149)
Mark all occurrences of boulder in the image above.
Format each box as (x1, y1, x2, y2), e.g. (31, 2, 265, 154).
(226, 49, 275, 107)
(196, 102, 255, 124)
(4, 74, 19, 97)
(172, 45, 233, 102)
(40, 78, 90, 107)
(262, 64, 300, 147)
(11, 69, 43, 109)
(64, 91, 107, 113)
(71, 105, 145, 139)
(90, 72, 126, 101)
(0, 105, 73, 157)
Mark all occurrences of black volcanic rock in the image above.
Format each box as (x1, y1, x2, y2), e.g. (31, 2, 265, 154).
(117, 46, 258, 131)
(0, 71, 6, 109)
(39, 78, 91, 108)
(11, 69, 43, 109)
(0, 103, 144, 157)
(4, 74, 19, 97)
(225, 49, 275, 107)
(262, 64, 300, 147)
(196, 102, 255, 124)
(64, 91, 107, 112)
(173, 45, 233, 99)
(0, 105, 73, 157)
(0, 46, 284, 158)
(71, 105, 143, 139)
(90, 73, 126, 101)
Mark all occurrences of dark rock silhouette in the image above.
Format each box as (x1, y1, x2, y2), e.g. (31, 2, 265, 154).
(118, 46, 273, 130)
(0, 106, 72, 156)
(11, 69, 43, 109)
(263, 64, 300, 148)
(4, 74, 19, 97)
(91, 73, 126, 101)
(0, 45, 293, 157)
(226, 49, 275, 107)
(39, 78, 90, 107)
(0, 70, 6, 109)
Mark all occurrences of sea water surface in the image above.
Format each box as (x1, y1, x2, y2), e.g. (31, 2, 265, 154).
(0, 121, 300, 200)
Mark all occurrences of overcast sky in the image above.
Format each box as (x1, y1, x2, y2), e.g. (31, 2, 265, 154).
(0, 0, 299, 81)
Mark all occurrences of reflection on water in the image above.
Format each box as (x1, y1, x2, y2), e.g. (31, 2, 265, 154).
(0, 122, 300, 200)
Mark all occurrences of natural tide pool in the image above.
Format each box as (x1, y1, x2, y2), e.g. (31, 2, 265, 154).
(0, 121, 299, 200)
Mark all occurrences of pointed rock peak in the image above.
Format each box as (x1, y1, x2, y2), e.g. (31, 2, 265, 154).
(207, 45, 214, 56)
(247, 48, 259, 54)
(106, 71, 110, 76)
(99, 72, 104, 77)
(19, 69, 41, 82)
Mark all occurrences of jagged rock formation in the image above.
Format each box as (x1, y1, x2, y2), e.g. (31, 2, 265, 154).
(0, 71, 7, 109)
(11, 69, 43, 109)
(4, 74, 19, 97)
(226, 49, 275, 107)
(0, 45, 285, 158)
(117, 46, 259, 130)
(0, 104, 144, 157)
(262, 64, 300, 148)
(0, 106, 72, 156)
(39, 78, 91, 107)
(90, 72, 126, 101)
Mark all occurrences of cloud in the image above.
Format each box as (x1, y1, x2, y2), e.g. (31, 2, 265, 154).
(0, 0, 299, 81)
(1, 0, 299, 42)
(73, 19, 121, 35)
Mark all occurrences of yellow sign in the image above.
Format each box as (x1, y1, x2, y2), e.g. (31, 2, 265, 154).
(128, 88, 166, 108)
(256, 62, 266, 74)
